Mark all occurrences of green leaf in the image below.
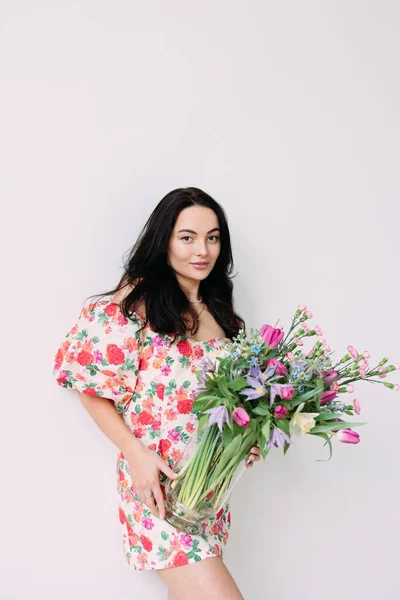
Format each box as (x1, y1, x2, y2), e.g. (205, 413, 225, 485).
(161, 531, 169, 540)
(261, 419, 271, 442)
(229, 376, 249, 392)
(310, 432, 333, 461)
(252, 404, 270, 416)
(310, 421, 367, 434)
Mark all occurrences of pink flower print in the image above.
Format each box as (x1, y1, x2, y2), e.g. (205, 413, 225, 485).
(93, 349, 103, 364)
(142, 518, 154, 530)
(161, 365, 172, 376)
(167, 429, 181, 443)
(179, 533, 193, 549)
(189, 389, 198, 400)
(153, 335, 165, 347)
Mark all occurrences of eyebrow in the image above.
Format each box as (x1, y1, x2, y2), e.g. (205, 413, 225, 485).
(177, 228, 220, 234)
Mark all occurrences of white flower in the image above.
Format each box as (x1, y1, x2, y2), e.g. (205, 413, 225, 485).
(289, 403, 319, 436)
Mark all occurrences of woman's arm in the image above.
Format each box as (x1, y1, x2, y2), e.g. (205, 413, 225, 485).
(78, 392, 177, 519)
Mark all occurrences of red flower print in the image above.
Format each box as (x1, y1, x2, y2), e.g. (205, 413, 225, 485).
(193, 345, 205, 359)
(119, 468, 125, 481)
(173, 550, 189, 567)
(177, 340, 192, 357)
(119, 508, 126, 524)
(104, 303, 118, 317)
(140, 535, 153, 552)
(214, 544, 221, 557)
(139, 357, 149, 371)
(106, 344, 125, 365)
(216, 508, 224, 520)
(158, 438, 172, 459)
(54, 348, 63, 369)
(83, 387, 97, 396)
(227, 511, 231, 524)
(156, 383, 165, 399)
(77, 350, 94, 366)
(138, 411, 154, 426)
(177, 399, 193, 414)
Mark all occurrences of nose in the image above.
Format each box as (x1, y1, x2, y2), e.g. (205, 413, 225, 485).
(194, 241, 208, 256)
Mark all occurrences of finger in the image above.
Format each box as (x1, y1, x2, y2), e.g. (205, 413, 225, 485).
(250, 446, 260, 455)
(158, 459, 178, 480)
(246, 460, 254, 468)
(152, 485, 166, 520)
(145, 495, 159, 518)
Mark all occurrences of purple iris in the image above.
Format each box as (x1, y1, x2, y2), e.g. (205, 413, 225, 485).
(197, 356, 217, 391)
(265, 427, 292, 449)
(240, 362, 279, 401)
(203, 405, 231, 432)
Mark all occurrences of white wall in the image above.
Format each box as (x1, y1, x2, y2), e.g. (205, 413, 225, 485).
(1, 2, 399, 599)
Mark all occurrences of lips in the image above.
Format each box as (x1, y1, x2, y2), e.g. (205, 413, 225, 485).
(191, 262, 209, 266)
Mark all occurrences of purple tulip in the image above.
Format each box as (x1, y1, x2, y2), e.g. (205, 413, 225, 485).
(203, 405, 231, 432)
(274, 405, 288, 419)
(260, 324, 284, 349)
(232, 407, 250, 427)
(265, 357, 288, 377)
(320, 389, 338, 405)
(323, 370, 339, 384)
(337, 428, 360, 444)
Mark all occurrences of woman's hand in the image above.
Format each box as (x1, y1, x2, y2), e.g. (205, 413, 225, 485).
(125, 443, 178, 520)
(246, 445, 261, 468)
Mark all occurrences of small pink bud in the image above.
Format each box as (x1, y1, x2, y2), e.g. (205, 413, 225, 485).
(315, 325, 323, 336)
(286, 352, 295, 360)
(395, 363, 400, 370)
(353, 398, 361, 415)
(379, 373, 387, 379)
(319, 338, 326, 345)
(281, 386, 294, 400)
(274, 405, 288, 419)
(298, 304, 307, 311)
(305, 310, 313, 319)
(360, 369, 367, 378)
(302, 323, 310, 332)
(347, 384, 354, 393)
(378, 366, 385, 372)
(330, 381, 339, 392)
(294, 337, 304, 346)
(394, 384, 399, 391)
(347, 345, 359, 360)
(363, 350, 371, 359)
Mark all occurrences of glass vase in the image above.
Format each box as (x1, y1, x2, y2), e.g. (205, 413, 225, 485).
(164, 424, 248, 535)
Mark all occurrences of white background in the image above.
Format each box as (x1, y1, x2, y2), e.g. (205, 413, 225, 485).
(1, 2, 399, 599)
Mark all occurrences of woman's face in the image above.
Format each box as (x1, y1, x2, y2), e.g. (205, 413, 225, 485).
(167, 205, 221, 285)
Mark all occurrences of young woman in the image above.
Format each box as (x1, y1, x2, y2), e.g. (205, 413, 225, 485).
(53, 187, 260, 599)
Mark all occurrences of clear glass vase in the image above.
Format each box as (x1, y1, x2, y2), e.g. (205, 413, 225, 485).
(164, 424, 248, 535)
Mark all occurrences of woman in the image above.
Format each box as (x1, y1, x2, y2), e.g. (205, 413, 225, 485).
(53, 187, 260, 599)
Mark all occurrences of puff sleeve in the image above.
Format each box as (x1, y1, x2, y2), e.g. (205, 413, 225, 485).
(53, 300, 143, 412)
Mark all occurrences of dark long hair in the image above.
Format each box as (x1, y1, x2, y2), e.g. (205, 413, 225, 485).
(87, 187, 245, 342)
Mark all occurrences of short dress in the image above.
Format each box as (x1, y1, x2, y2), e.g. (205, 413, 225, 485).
(53, 299, 232, 571)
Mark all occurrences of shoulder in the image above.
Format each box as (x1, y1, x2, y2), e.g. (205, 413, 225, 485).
(111, 279, 146, 320)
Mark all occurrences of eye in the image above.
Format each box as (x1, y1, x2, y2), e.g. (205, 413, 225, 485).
(209, 235, 220, 242)
(181, 236, 193, 242)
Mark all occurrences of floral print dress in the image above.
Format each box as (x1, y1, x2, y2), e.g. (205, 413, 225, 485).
(53, 299, 232, 571)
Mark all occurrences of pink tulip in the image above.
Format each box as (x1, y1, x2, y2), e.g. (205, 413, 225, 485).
(280, 386, 294, 400)
(315, 325, 323, 335)
(320, 389, 338, 405)
(337, 428, 360, 444)
(232, 407, 250, 427)
(265, 358, 288, 377)
(260, 324, 284, 349)
(347, 384, 354, 393)
(274, 405, 288, 419)
(347, 345, 359, 360)
(353, 398, 361, 415)
(323, 370, 339, 384)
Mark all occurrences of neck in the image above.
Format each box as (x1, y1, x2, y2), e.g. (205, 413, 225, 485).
(175, 274, 201, 302)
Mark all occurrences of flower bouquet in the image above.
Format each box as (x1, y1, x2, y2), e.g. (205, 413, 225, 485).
(164, 305, 399, 534)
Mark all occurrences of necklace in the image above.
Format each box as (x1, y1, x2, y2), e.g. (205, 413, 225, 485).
(189, 296, 203, 303)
